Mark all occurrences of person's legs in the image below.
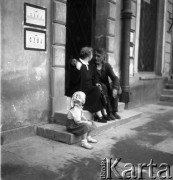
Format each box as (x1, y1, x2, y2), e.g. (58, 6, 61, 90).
(87, 132, 97, 143)
(81, 133, 93, 149)
(111, 96, 121, 119)
(101, 108, 111, 121)
(106, 96, 116, 120)
(99, 84, 112, 121)
(95, 111, 107, 123)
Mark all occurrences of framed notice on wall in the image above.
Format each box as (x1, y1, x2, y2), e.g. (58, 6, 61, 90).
(24, 3, 47, 29)
(24, 28, 46, 51)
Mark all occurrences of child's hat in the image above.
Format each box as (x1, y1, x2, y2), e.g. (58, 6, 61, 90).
(71, 91, 86, 106)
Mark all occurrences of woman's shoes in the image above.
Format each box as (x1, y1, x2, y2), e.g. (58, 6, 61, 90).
(108, 113, 116, 120)
(94, 115, 107, 123)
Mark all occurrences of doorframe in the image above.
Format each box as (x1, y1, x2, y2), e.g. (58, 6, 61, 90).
(155, 0, 166, 75)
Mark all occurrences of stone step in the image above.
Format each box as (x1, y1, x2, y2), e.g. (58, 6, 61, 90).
(160, 95, 173, 102)
(37, 110, 142, 145)
(162, 89, 173, 96)
(54, 102, 125, 126)
(168, 79, 173, 84)
(165, 83, 173, 89)
(118, 102, 125, 112)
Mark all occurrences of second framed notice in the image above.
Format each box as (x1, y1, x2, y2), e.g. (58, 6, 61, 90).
(24, 28, 46, 51)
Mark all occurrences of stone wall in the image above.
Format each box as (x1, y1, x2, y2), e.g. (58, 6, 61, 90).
(1, 0, 51, 131)
(51, 0, 67, 115)
(163, 0, 173, 75)
(95, 0, 122, 77)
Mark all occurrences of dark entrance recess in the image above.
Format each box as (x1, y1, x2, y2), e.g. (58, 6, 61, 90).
(65, 0, 96, 93)
(138, 0, 158, 72)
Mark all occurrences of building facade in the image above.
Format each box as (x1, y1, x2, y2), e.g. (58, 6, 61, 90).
(1, 0, 173, 142)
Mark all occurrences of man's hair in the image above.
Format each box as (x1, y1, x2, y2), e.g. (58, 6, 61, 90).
(80, 47, 93, 59)
(95, 48, 106, 57)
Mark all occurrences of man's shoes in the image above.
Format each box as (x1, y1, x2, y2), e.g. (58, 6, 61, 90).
(113, 112, 121, 119)
(108, 113, 116, 120)
(103, 115, 110, 121)
(94, 115, 107, 123)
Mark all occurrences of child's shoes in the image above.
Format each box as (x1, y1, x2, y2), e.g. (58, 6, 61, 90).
(87, 136, 98, 143)
(81, 139, 93, 149)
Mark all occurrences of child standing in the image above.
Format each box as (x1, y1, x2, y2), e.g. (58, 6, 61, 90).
(66, 91, 97, 149)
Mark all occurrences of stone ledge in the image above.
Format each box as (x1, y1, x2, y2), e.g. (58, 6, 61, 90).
(162, 89, 173, 95)
(165, 83, 173, 89)
(139, 76, 163, 80)
(1, 126, 36, 145)
(37, 124, 81, 145)
(54, 102, 125, 125)
(160, 95, 173, 102)
(37, 110, 142, 145)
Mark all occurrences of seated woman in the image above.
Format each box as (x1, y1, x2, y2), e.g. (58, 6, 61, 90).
(66, 47, 108, 123)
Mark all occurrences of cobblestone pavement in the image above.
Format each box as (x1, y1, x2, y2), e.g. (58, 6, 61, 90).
(2, 102, 173, 180)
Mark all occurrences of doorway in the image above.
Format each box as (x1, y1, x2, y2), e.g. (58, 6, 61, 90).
(65, 0, 96, 93)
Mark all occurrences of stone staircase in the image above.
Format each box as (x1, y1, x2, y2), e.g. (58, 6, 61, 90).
(37, 102, 142, 144)
(160, 79, 173, 102)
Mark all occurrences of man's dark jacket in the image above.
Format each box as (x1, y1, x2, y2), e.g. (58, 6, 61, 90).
(93, 61, 120, 94)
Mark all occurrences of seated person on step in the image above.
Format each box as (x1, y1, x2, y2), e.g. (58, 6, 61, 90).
(66, 91, 97, 150)
(92, 48, 122, 120)
(66, 47, 108, 123)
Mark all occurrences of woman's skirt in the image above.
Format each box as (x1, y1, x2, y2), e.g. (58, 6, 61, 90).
(83, 86, 104, 113)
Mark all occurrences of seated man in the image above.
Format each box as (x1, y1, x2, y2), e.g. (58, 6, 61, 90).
(65, 47, 107, 123)
(93, 48, 121, 120)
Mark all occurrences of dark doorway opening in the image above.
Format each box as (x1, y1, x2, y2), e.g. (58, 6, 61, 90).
(138, 0, 158, 72)
(65, 0, 96, 93)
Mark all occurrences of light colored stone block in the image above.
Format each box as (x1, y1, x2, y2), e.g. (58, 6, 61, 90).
(109, 0, 116, 3)
(107, 52, 115, 67)
(167, 1, 173, 12)
(165, 52, 171, 63)
(52, 67, 67, 113)
(131, 16, 136, 30)
(106, 36, 114, 52)
(107, 19, 115, 35)
(164, 62, 170, 75)
(166, 32, 172, 43)
(131, 1, 137, 16)
(108, 2, 116, 19)
(53, 46, 65, 66)
(165, 42, 171, 53)
(53, 1, 66, 23)
(130, 58, 134, 76)
(53, 23, 66, 45)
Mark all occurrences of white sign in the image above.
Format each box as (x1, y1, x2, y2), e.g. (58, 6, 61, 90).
(25, 28, 46, 51)
(24, 3, 47, 28)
